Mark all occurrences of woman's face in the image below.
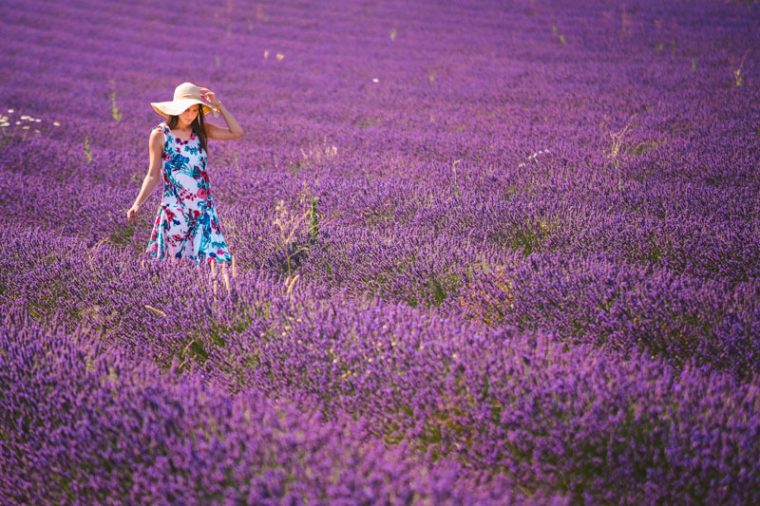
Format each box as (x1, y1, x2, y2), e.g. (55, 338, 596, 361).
(178, 104, 199, 126)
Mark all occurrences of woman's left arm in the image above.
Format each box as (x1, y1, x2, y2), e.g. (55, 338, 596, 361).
(200, 87, 245, 141)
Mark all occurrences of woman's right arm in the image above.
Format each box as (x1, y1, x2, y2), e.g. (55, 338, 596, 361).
(126, 129, 164, 224)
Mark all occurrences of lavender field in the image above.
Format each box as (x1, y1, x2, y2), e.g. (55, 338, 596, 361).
(1, 0, 759, 503)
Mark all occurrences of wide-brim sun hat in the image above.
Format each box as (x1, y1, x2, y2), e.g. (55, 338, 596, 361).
(150, 81, 218, 118)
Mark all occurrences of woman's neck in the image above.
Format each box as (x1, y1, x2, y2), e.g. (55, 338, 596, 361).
(169, 121, 192, 131)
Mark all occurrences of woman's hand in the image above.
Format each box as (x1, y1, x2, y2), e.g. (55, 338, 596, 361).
(126, 204, 140, 225)
(198, 86, 222, 109)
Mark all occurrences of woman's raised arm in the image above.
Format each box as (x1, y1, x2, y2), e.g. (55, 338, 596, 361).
(199, 86, 244, 141)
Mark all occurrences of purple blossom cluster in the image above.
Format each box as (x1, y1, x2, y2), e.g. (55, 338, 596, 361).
(2, 306, 528, 505)
(2, 227, 758, 503)
(1, 0, 759, 503)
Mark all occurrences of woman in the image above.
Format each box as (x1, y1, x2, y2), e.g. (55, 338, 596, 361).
(126, 82, 244, 267)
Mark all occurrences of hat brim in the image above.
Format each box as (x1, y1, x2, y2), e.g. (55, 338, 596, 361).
(150, 98, 216, 118)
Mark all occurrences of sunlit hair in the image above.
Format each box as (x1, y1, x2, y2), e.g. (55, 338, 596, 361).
(166, 104, 210, 155)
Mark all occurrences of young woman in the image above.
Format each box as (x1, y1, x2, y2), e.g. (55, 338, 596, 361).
(126, 82, 244, 267)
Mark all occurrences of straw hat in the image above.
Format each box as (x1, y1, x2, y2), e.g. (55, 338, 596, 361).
(150, 82, 218, 118)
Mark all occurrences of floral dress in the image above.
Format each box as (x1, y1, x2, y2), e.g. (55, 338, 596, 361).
(146, 122, 232, 265)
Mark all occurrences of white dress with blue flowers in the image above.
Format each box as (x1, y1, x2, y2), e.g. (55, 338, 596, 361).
(146, 122, 232, 265)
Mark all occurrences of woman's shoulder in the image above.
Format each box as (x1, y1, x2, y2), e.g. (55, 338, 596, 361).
(151, 122, 169, 139)
(150, 123, 167, 148)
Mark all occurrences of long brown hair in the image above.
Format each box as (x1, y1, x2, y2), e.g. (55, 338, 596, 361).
(166, 106, 210, 156)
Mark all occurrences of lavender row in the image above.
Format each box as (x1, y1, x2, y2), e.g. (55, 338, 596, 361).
(2, 229, 758, 503)
(2, 143, 757, 378)
(1, 306, 535, 505)
(192, 279, 760, 505)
